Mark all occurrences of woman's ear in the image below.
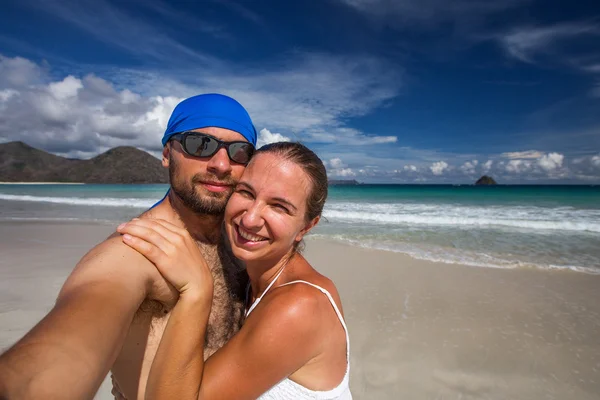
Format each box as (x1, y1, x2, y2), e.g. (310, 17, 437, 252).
(295, 216, 320, 242)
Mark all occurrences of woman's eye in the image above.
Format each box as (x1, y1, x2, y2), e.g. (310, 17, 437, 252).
(273, 204, 289, 213)
(236, 189, 253, 197)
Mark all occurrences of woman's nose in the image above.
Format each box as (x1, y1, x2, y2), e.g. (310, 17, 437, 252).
(241, 203, 263, 230)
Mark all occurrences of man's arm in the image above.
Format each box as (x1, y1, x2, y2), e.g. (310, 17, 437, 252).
(0, 236, 174, 399)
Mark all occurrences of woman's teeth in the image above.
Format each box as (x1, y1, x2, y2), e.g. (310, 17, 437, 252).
(238, 226, 267, 242)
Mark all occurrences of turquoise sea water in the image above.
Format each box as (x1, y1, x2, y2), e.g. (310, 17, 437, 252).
(1, 184, 599, 274)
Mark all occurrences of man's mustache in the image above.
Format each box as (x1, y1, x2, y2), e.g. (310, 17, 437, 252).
(191, 173, 236, 186)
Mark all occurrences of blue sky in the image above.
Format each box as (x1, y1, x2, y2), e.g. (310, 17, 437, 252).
(0, 0, 599, 183)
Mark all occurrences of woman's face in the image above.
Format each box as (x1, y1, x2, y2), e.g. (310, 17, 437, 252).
(224, 152, 317, 265)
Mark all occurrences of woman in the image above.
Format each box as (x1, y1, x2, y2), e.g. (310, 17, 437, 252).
(117, 142, 351, 399)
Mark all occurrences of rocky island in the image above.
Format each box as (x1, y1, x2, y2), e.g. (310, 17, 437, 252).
(475, 175, 497, 185)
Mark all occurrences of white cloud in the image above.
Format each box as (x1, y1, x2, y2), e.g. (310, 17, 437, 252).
(27, 0, 217, 64)
(332, 168, 356, 177)
(48, 76, 84, 100)
(502, 150, 544, 159)
(537, 152, 564, 172)
(499, 23, 599, 63)
(430, 161, 449, 175)
(326, 157, 356, 177)
(330, 158, 344, 169)
(337, 0, 526, 28)
(256, 128, 291, 148)
(404, 164, 417, 172)
(503, 153, 565, 175)
(0, 52, 402, 156)
(582, 64, 600, 73)
(505, 159, 532, 173)
(0, 54, 45, 88)
(590, 154, 600, 168)
(0, 89, 18, 103)
(1, 0, 404, 152)
(0, 57, 184, 155)
(592, 81, 600, 98)
(460, 159, 478, 174)
(482, 160, 493, 172)
(106, 52, 401, 146)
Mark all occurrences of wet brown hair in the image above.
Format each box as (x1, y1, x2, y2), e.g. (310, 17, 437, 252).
(255, 142, 328, 251)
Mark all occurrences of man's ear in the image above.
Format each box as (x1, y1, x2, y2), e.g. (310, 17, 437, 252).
(295, 216, 321, 242)
(162, 144, 170, 168)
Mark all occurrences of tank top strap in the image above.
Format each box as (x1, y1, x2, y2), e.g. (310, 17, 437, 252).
(245, 266, 287, 318)
(277, 280, 350, 361)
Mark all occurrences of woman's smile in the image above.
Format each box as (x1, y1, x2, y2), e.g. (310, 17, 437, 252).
(235, 223, 269, 245)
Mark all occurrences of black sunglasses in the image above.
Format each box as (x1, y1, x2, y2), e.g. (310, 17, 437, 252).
(170, 132, 255, 165)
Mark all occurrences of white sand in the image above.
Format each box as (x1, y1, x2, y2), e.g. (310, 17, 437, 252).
(1, 221, 599, 399)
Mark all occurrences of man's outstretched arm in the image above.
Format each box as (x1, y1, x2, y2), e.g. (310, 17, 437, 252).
(0, 236, 173, 399)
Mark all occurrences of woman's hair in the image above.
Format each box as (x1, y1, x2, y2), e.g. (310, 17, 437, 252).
(255, 142, 328, 251)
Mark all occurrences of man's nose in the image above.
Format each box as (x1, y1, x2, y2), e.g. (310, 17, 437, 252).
(206, 147, 232, 177)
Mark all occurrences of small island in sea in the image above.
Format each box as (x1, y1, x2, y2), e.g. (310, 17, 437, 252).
(475, 175, 497, 185)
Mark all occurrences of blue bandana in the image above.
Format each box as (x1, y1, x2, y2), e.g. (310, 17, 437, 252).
(162, 93, 257, 146)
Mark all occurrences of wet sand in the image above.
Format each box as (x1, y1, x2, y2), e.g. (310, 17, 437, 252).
(1, 221, 599, 399)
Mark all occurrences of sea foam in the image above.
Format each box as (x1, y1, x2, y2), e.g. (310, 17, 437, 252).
(0, 194, 153, 208)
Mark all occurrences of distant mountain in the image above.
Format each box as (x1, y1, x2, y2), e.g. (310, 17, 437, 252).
(0, 141, 169, 183)
(475, 175, 497, 185)
(328, 179, 359, 185)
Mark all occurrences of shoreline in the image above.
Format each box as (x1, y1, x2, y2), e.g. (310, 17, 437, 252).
(307, 236, 600, 276)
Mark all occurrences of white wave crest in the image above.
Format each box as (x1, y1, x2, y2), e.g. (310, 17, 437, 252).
(323, 202, 600, 233)
(0, 194, 153, 208)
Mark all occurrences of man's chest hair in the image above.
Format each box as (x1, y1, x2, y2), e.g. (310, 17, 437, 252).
(195, 241, 248, 356)
(139, 241, 248, 353)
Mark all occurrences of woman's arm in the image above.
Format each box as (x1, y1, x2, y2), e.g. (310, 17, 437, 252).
(119, 219, 325, 400)
(118, 219, 215, 400)
(149, 282, 322, 400)
(145, 292, 212, 400)
(198, 284, 324, 399)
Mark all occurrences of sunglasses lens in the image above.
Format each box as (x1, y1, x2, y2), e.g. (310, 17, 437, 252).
(229, 142, 254, 164)
(184, 135, 218, 156)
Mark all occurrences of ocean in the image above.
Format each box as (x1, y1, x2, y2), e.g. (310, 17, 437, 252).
(1, 184, 599, 274)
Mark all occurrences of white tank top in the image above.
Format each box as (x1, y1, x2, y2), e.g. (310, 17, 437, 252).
(245, 268, 352, 400)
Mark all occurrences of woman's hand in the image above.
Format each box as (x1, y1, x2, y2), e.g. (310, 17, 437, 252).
(117, 218, 213, 302)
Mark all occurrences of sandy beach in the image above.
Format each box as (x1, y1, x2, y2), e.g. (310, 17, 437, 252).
(1, 220, 599, 399)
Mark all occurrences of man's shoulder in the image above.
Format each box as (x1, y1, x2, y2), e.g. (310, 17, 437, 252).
(59, 232, 155, 297)
(79, 232, 149, 266)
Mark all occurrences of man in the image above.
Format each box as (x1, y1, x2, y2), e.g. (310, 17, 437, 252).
(0, 93, 256, 399)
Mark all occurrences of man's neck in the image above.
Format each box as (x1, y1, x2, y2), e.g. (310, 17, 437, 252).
(151, 190, 224, 244)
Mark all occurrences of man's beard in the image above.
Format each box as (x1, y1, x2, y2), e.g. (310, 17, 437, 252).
(169, 154, 236, 216)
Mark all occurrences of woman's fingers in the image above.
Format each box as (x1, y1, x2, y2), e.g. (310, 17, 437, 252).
(118, 222, 174, 254)
(117, 219, 189, 253)
(117, 217, 212, 295)
(145, 219, 189, 238)
(122, 233, 169, 267)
